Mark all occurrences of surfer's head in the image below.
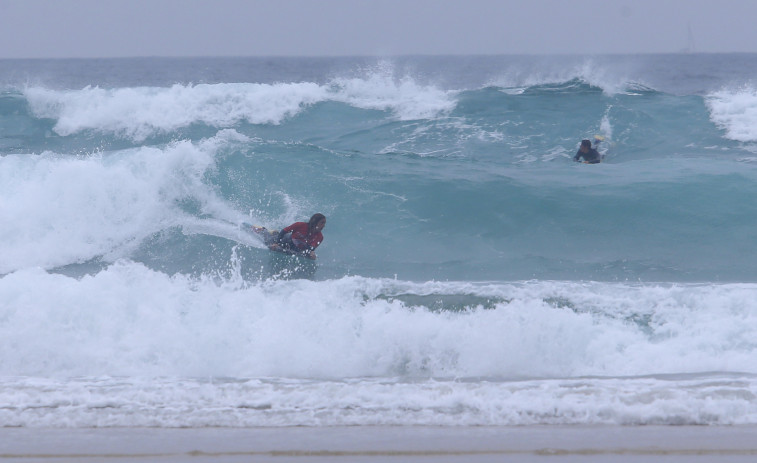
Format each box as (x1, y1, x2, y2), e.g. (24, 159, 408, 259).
(308, 213, 326, 233)
(580, 139, 591, 152)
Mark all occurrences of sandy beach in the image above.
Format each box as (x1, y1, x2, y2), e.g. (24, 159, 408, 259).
(2, 426, 757, 463)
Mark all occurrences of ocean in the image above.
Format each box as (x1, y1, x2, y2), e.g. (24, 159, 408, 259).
(1, 54, 757, 428)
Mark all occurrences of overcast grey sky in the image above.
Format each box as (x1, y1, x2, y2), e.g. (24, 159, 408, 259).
(1, 0, 756, 58)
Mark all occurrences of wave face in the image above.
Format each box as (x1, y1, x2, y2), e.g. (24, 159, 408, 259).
(2, 55, 757, 427)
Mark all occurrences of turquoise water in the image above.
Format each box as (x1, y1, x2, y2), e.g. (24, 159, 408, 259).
(1, 55, 757, 426)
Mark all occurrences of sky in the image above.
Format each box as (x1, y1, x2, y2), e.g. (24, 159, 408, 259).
(1, 0, 757, 58)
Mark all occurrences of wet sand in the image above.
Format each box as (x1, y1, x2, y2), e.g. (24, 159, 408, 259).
(2, 426, 757, 462)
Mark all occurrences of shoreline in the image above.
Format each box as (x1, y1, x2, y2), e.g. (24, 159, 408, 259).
(2, 426, 757, 462)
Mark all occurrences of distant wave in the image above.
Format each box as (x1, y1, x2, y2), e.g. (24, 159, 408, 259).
(484, 58, 659, 96)
(22, 75, 456, 141)
(24, 83, 328, 141)
(15, 77, 661, 148)
(493, 78, 659, 97)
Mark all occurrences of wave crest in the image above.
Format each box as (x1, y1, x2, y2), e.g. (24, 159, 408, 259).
(25, 83, 328, 141)
(22, 71, 456, 141)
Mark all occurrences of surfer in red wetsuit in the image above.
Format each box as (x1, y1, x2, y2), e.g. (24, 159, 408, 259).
(270, 213, 326, 259)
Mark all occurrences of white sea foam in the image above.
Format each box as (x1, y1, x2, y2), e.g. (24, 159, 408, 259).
(1, 268, 757, 426)
(707, 87, 757, 142)
(1, 374, 755, 427)
(1, 267, 755, 379)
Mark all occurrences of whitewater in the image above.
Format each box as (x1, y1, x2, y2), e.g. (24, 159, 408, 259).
(1, 54, 757, 428)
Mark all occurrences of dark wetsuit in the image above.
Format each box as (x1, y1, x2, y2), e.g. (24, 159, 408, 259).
(574, 147, 601, 164)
